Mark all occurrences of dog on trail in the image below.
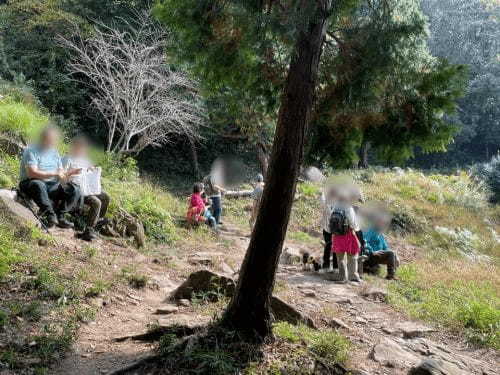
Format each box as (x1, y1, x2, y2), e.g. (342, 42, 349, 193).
(302, 252, 321, 272)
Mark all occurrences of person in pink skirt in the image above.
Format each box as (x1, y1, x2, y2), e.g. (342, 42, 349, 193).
(331, 189, 361, 283)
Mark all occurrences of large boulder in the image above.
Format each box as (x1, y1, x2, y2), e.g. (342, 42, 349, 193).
(370, 338, 419, 368)
(0, 190, 40, 229)
(408, 359, 469, 375)
(171, 270, 316, 328)
(170, 270, 236, 301)
(271, 296, 316, 328)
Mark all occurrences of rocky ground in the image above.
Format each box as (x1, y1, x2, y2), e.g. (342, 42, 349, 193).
(48, 222, 498, 375)
(1, 190, 497, 375)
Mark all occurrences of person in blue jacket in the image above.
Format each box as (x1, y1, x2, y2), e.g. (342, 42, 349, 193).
(363, 215, 398, 280)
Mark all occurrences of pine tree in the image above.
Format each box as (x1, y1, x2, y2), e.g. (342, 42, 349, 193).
(155, 0, 359, 339)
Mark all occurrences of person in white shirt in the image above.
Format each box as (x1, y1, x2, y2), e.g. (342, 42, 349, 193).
(249, 173, 265, 230)
(62, 136, 110, 240)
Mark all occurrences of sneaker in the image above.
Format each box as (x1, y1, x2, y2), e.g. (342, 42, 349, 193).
(81, 227, 97, 241)
(44, 213, 58, 228)
(57, 216, 74, 229)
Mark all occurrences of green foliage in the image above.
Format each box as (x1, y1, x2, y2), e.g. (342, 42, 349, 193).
(309, 2, 468, 167)
(273, 322, 350, 365)
(29, 267, 79, 300)
(389, 264, 500, 349)
(0, 221, 22, 279)
(85, 279, 109, 297)
(30, 322, 77, 365)
(297, 182, 320, 198)
(83, 245, 98, 260)
(0, 309, 8, 328)
(0, 98, 48, 142)
(413, 0, 500, 167)
(472, 155, 500, 203)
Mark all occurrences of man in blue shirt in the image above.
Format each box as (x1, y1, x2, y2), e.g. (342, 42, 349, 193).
(363, 216, 398, 280)
(19, 126, 80, 228)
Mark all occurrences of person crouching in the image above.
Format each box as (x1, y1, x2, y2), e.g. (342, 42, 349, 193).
(363, 214, 398, 280)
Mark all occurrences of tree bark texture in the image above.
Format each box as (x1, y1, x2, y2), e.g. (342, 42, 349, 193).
(358, 140, 370, 168)
(256, 142, 269, 177)
(222, 0, 332, 339)
(188, 137, 201, 179)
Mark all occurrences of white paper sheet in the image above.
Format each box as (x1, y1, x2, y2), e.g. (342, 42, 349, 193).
(78, 167, 102, 196)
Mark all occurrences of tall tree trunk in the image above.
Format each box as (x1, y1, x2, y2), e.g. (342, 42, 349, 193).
(358, 140, 370, 168)
(256, 142, 269, 177)
(222, 0, 332, 340)
(188, 137, 201, 179)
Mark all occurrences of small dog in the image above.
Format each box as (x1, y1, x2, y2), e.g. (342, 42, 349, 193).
(302, 252, 321, 272)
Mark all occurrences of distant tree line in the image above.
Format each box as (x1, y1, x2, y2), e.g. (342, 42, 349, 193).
(1, 0, 496, 171)
(411, 0, 500, 168)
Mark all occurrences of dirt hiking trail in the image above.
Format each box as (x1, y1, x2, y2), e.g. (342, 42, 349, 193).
(52, 222, 499, 375)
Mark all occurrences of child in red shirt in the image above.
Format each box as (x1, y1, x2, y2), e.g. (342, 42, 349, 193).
(187, 182, 216, 229)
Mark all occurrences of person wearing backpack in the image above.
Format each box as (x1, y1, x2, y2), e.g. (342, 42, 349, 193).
(319, 185, 338, 273)
(330, 189, 362, 283)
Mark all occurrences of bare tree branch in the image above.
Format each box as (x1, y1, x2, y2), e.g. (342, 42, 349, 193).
(59, 11, 204, 154)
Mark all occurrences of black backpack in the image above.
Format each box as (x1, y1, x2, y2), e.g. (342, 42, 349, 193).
(329, 208, 348, 235)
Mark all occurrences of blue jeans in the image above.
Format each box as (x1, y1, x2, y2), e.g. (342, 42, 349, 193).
(204, 209, 217, 230)
(19, 179, 80, 216)
(210, 196, 222, 224)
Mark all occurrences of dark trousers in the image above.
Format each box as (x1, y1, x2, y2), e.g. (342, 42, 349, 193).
(84, 191, 110, 228)
(210, 196, 222, 224)
(364, 251, 396, 277)
(322, 230, 338, 269)
(19, 179, 80, 216)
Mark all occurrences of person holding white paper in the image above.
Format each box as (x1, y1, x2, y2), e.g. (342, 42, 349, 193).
(63, 136, 110, 241)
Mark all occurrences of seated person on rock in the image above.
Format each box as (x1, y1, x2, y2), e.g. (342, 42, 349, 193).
(362, 215, 398, 280)
(18, 126, 80, 229)
(62, 136, 110, 241)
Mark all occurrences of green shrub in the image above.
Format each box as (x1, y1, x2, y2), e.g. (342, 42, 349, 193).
(85, 279, 109, 297)
(297, 182, 320, 198)
(0, 309, 8, 328)
(0, 222, 22, 279)
(273, 322, 350, 365)
(389, 264, 500, 349)
(0, 99, 48, 142)
(472, 156, 500, 204)
(30, 268, 79, 300)
(30, 322, 76, 365)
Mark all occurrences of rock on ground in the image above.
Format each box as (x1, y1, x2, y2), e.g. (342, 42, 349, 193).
(0, 191, 40, 228)
(271, 296, 316, 328)
(370, 338, 420, 368)
(361, 287, 388, 302)
(408, 358, 469, 375)
(170, 270, 236, 301)
(395, 322, 436, 339)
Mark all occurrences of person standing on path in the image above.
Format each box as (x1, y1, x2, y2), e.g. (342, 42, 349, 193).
(331, 189, 361, 283)
(203, 174, 226, 225)
(249, 173, 265, 230)
(319, 185, 338, 272)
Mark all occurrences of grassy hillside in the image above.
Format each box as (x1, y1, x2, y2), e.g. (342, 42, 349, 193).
(273, 170, 500, 349)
